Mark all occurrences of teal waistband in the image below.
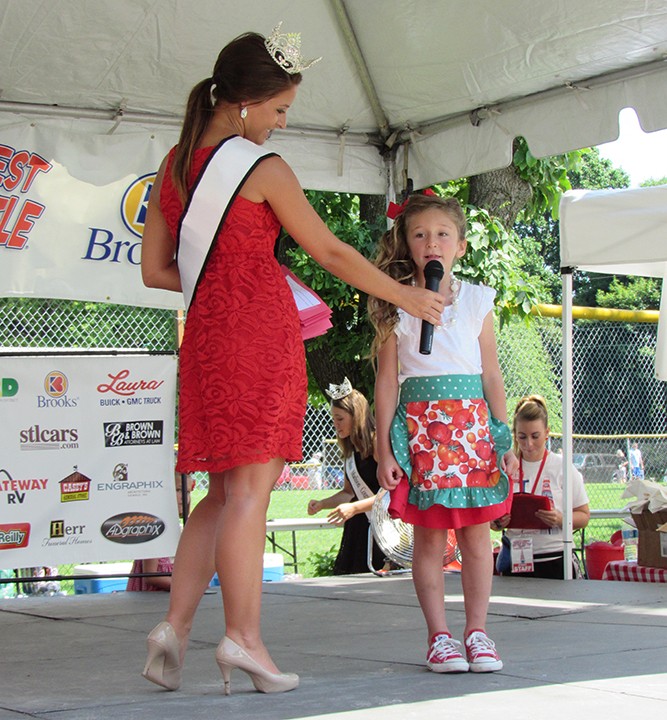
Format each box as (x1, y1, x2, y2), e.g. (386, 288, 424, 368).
(399, 374, 483, 402)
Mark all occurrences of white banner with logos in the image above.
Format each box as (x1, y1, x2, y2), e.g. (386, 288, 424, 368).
(0, 352, 180, 568)
(0, 119, 183, 310)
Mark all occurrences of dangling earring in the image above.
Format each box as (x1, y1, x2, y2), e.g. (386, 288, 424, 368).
(240, 106, 248, 119)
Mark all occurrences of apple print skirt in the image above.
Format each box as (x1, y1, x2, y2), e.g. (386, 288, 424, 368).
(389, 374, 512, 529)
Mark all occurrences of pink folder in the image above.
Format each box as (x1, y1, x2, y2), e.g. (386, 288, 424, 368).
(281, 265, 333, 340)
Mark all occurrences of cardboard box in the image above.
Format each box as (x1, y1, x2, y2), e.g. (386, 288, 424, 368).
(631, 506, 667, 569)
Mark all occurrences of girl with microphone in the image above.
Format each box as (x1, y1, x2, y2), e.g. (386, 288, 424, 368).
(369, 192, 518, 675)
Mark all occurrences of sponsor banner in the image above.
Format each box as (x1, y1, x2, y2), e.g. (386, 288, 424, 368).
(0, 353, 180, 566)
(0, 121, 183, 310)
(103, 421, 164, 447)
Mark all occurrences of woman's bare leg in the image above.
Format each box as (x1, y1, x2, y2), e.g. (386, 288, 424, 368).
(412, 525, 449, 639)
(165, 473, 226, 663)
(216, 457, 285, 673)
(455, 523, 493, 637)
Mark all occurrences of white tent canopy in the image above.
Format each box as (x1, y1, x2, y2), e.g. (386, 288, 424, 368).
(560, 185, 667, 380)
(1, 0, 667, 193)
(559, 185, 667, 578)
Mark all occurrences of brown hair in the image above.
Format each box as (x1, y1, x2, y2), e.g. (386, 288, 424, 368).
(512, 394, 549, 454)
(331, 388, 376, 460)
(367, 194, 467, 358)
(172, 32, 302, 201)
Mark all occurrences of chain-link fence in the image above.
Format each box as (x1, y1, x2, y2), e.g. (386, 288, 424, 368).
(2, 297, 665, 585)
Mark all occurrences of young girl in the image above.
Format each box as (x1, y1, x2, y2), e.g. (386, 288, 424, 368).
(493, 395, 590, 579)
(370, 193, 518, 674)
(307, 379, 385, 574)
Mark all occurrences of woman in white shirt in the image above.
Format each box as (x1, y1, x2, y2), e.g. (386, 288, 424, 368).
(493, 395, 590, 578)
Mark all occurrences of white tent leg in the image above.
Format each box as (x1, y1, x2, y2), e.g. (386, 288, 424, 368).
(561, 268, 574, 580)
(385, 155, 397, 230)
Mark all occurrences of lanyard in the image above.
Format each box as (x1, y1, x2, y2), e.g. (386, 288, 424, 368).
(518, 451, 548, 494)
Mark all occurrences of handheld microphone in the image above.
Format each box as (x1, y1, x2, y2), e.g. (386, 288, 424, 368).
(419, 260, 444, 355)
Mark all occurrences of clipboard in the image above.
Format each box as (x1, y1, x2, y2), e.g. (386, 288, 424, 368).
(506, 493, 552, 530)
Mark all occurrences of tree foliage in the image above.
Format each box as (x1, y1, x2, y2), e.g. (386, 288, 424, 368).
(284, 184, 542, 401)
(281, 192, 379, 402)
(514, 147, 631, 306)
(596, 277, 661, 311)
(283, 142, 643, 405)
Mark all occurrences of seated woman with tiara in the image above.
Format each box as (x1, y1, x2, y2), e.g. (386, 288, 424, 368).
(307, 378, 385, 574)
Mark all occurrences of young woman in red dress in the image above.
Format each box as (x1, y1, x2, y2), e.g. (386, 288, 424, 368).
(140, 28, 445, 695)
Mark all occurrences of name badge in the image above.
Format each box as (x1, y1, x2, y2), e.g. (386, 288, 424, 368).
(511, 537, 534, 573)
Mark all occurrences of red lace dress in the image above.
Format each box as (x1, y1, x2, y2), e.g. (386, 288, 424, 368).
(160, 146, 307, 473)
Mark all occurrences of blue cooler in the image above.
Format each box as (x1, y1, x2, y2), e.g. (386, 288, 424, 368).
(73, 563, 133, 594)
(205, 554, 285, 586)
(263, 553, 284, 582)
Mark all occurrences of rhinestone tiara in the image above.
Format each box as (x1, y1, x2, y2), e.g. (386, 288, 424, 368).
(326, 377, 353, 401)
(265, 22, 321, 74)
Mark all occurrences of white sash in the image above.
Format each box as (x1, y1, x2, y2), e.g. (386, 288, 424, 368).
(176, 135, 277, 310)
(345, 454, 375, 520)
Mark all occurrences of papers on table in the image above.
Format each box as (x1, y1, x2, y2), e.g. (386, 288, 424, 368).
(281, 265, 333, 341)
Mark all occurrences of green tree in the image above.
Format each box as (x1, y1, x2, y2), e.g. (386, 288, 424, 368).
(514, 147, 631, 306)
(282, 188, 540, 401)
(596, 277, 661, 311)
(281, 143, 632, 403)
(640, 176, 667, 187)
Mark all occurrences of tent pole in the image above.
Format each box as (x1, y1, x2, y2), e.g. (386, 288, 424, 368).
(561, 267, 574, 580)
(328, 0, 390, 139)
(385, 155, 396, 230)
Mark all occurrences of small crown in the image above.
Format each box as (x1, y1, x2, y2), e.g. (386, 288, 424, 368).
(326, 377, 353, 401)
(265, 22, 321, 74)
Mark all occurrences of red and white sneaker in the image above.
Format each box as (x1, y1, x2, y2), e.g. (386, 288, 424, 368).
(426, 633, 470, 673)
(464, 630, 503, 672)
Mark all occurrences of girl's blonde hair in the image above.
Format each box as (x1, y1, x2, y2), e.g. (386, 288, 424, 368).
(331, 388, 375, 459)
(512, 394, 549, 454)
(367, 194, 467, 358)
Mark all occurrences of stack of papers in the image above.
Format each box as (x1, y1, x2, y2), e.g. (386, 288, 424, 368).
(621, 477, 667, 514)
(281, 265, 333, 341)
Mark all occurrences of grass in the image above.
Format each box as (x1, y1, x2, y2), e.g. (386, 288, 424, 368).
(265, 488, 343, 578)
(49, 480, 642, 592)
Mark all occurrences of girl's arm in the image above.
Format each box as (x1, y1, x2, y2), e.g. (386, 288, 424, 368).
(479, 312, 519, 477)
(326, 494, 376, 526)
(141, 157, 182, 293)
(142, 557, 172, 591)
(307, 477, 355, 515)
(375, 334, 404, 490)
(251, 158, 445, 324)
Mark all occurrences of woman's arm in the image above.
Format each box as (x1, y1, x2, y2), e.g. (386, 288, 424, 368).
(535, 502, 590, 530)
(249, 158, 445, 324)
(141, 157, 182, 292)
(479, 312, 519, 477)
(375, 335, 403, 490)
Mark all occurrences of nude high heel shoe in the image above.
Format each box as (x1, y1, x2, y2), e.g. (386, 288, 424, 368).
(215, 636, 299, 695)
(142, 621, 182, 691)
